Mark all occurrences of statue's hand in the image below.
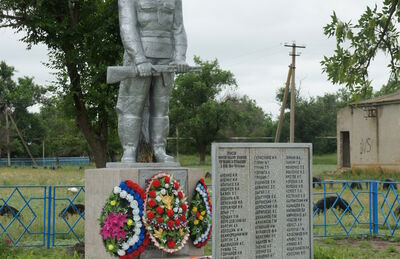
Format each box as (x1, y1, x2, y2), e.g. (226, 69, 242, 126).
(137, 62, 152, 77)
(170, 60, 189, 73)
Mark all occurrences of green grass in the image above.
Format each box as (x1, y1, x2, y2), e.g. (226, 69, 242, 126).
(1, 152, 400, 258)
(313, 153, 337, 165)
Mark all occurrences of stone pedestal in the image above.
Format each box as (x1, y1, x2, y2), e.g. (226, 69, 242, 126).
(85, 165, 205, 259)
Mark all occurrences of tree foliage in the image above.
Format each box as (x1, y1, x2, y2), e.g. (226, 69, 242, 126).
(0, 0, 122, 167)
(321, 0, 400, 100)
(170, 57, 237, 163)
(0, 61, 47, 158)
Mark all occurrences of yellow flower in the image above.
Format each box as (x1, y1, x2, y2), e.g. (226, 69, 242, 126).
(110, 200, 116, 206)
(192, 207, 198, 213)
(108, 244, 114, 251)
(127, 219, 133, 226)
(199, 215, 204, 221)
(194, 220, 199, 225)
(201, 211, 206, 216)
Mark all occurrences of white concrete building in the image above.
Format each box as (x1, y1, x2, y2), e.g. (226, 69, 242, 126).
(337, 92, 400, 171)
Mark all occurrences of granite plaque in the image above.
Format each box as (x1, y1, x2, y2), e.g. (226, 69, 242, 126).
(212, 143, 313, 259)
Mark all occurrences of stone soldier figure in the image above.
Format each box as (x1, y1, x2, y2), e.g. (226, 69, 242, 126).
(116, 0, 188, 163)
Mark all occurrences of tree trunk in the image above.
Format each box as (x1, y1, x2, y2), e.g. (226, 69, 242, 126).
(65, 59, 108, 168)
(199, 145, 206, 165)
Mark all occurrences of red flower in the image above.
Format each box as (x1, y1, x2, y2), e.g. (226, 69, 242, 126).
(157, 216, 164, 224)
(156, 206, 164, 215)
(180, 214, 186, 221)
(149, 190, 157, 198)
(167, 240, 175, 249)
(173, 181, 179, 190)
(164, 175, 170, 183)
(132, 250, 140, 256)
(128, 253, 134, 259)
(167, 220, 174, 227)
(148, 199, 157, 208)
(196, 211, 200, 218)
(181, 203, 187, 211)
(143, 236, 149, 246)
(120, 255, 128, 259)
(153, 179, 161, 188)
(178, 191, 183, 199)
(200, 178, 205, 185)
(167, 209, 174, 218)
(138, 245, 145, 253)
(147, 211, 155, 219)
(126, 180, 134, 188)
(174, 218, 181, 225)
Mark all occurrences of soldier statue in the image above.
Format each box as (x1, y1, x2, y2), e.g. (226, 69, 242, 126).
(114, 0, 189, 163)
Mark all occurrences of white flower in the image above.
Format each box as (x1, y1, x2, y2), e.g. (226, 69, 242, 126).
(129, 238, 135, 246)
(161, 189, 167, 195)
(133, 208, 140, 215)
(173, 207, 178, 213)
(156, 196, 162, 202)
(113, 186, 121, 194)
(147, 226, 153, 231)
(165, 183, 169, 189)
(117, 249, 126, 256)
(193, 240, 198, 245)
(132, 200, 138, 207)
(132, 235, 139, 243)
(127, 195, 134, 202)
(173, 190, 178, 196)
(196, 187, 200, 192)
(136, 222, 142, 228)
(134, 215, 141, 222)
(135, 226, 141, 233)
(122, 243, 129, 250)
(120, 191, 128, 199)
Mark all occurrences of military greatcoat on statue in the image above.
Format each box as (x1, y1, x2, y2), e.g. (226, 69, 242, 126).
(117, 0, 188, 163)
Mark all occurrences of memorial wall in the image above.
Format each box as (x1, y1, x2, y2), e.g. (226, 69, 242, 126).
(212, 143, 313, 259)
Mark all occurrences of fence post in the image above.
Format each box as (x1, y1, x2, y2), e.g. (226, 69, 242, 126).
(47, 186, 52, 249)
(323, 183, 327, 237)
(372, 181, 379, 235)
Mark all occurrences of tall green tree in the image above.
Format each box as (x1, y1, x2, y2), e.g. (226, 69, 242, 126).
(0, 0, 122, 167)
(170, 57, 237, 163)
(221, 95, 274, 139)
(321, 0, 400, 100)
(0, 61, 46, 158)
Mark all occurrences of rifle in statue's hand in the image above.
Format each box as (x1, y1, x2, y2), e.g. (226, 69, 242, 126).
(107, 65, 202, 84)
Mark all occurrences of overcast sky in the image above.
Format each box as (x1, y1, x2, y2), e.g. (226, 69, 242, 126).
(0, 0, 390, 117)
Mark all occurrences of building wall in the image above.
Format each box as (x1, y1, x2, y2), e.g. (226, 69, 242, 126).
(337, 104, 400, 171)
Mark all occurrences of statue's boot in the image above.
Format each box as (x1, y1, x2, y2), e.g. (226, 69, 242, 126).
(119, 116, 142, 163)
(150, 116, 174, 163)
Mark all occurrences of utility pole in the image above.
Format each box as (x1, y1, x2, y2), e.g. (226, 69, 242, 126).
(275, 65, 292, 143)
(5, 108, 10, 167)
(284, 42, 305, 143)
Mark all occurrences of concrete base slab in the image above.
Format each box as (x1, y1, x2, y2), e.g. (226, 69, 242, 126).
(85, 166, 205, 259)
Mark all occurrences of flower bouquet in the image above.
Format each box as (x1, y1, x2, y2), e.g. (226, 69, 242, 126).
(189, 179, 212, 248)
(143, 172, 190, 253)
(99, 180, 149, 258)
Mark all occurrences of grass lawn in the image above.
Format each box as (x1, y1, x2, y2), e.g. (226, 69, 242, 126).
(1, 152, 400, 258)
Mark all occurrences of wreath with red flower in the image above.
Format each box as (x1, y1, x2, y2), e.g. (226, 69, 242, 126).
(99, 180, 149, 258)
(189, 179, 212, 248)
(143, 172, 189, 253)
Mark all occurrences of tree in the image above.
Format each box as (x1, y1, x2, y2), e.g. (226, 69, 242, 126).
(275, 91, 345, 154)
(0, 61, 46, 158)
(170, 57, 237, 163)
(321, 0, 400, 99)
(0, 0, 122, 167)
(221, 95, 274, 139)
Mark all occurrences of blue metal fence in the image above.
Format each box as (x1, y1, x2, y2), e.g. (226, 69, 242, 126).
(0, 185, 85, 248)
(313, 180, 400, 237)
(0, 157, 90, 167)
